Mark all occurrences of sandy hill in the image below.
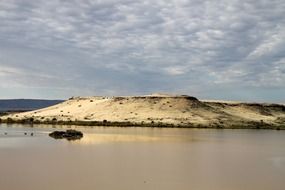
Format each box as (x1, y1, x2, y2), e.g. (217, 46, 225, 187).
(1, 95, 285, 129)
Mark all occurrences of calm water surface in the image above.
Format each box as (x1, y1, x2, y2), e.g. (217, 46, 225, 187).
(0, 124, 285, 190)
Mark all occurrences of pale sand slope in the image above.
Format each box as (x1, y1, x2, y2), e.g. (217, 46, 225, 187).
(1, 94, 285, 128)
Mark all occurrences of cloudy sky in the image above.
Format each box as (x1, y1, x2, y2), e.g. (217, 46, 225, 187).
(0, 0, 284, 102)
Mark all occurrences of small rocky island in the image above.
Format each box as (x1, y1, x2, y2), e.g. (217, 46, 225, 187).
(49, 130, 83, 141)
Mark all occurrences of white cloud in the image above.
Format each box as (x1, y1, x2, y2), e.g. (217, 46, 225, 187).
(0, 0, 284, 101)
(163, 66, 186, 76)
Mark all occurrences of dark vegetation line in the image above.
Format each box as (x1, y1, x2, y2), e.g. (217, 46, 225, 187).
(0, 110, 30, 116)
(0, 117, 283, 130)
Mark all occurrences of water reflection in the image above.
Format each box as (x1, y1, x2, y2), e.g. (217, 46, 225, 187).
(74, 134, 162, 144)
(0, 124, 285, 190)
(74, 132, 203, 145)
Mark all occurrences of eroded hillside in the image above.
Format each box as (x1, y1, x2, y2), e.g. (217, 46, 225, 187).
(1, 95, 285, 129)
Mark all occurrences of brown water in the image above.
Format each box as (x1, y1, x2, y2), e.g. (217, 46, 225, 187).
(0, 124, 285, 190)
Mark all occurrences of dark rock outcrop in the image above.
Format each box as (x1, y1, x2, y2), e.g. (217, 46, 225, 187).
(49, 130, 83, 141)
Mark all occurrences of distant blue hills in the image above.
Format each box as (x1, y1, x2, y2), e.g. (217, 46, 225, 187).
(0, 99, 64, 112)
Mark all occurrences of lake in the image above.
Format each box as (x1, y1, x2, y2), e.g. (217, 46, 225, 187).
(0, 124, 285, 190)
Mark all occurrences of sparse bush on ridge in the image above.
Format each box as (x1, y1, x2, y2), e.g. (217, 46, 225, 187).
(7, 117, 13, 123)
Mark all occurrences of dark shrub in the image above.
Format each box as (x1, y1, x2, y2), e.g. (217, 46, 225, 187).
(7, 117, 13, 123)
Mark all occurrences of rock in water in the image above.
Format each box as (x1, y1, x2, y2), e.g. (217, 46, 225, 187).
(49, 130, 83, 141)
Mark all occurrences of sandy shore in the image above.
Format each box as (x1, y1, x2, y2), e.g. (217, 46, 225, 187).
(0, 94, 285, 129)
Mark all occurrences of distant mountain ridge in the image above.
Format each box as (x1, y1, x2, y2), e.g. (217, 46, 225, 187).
(0, 99, 64, 111)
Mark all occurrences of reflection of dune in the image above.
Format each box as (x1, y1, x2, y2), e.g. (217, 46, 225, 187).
(72, 133, 199, 145)
(72, 134, 163, 145)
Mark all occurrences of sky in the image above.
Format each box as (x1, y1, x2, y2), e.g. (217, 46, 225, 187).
(0, 0, 284, 102)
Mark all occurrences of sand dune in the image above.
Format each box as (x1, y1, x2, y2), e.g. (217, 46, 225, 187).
(1, 94, 285, 129)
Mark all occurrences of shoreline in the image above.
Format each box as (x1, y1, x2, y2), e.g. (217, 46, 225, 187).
(0, 118, 284, 130)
